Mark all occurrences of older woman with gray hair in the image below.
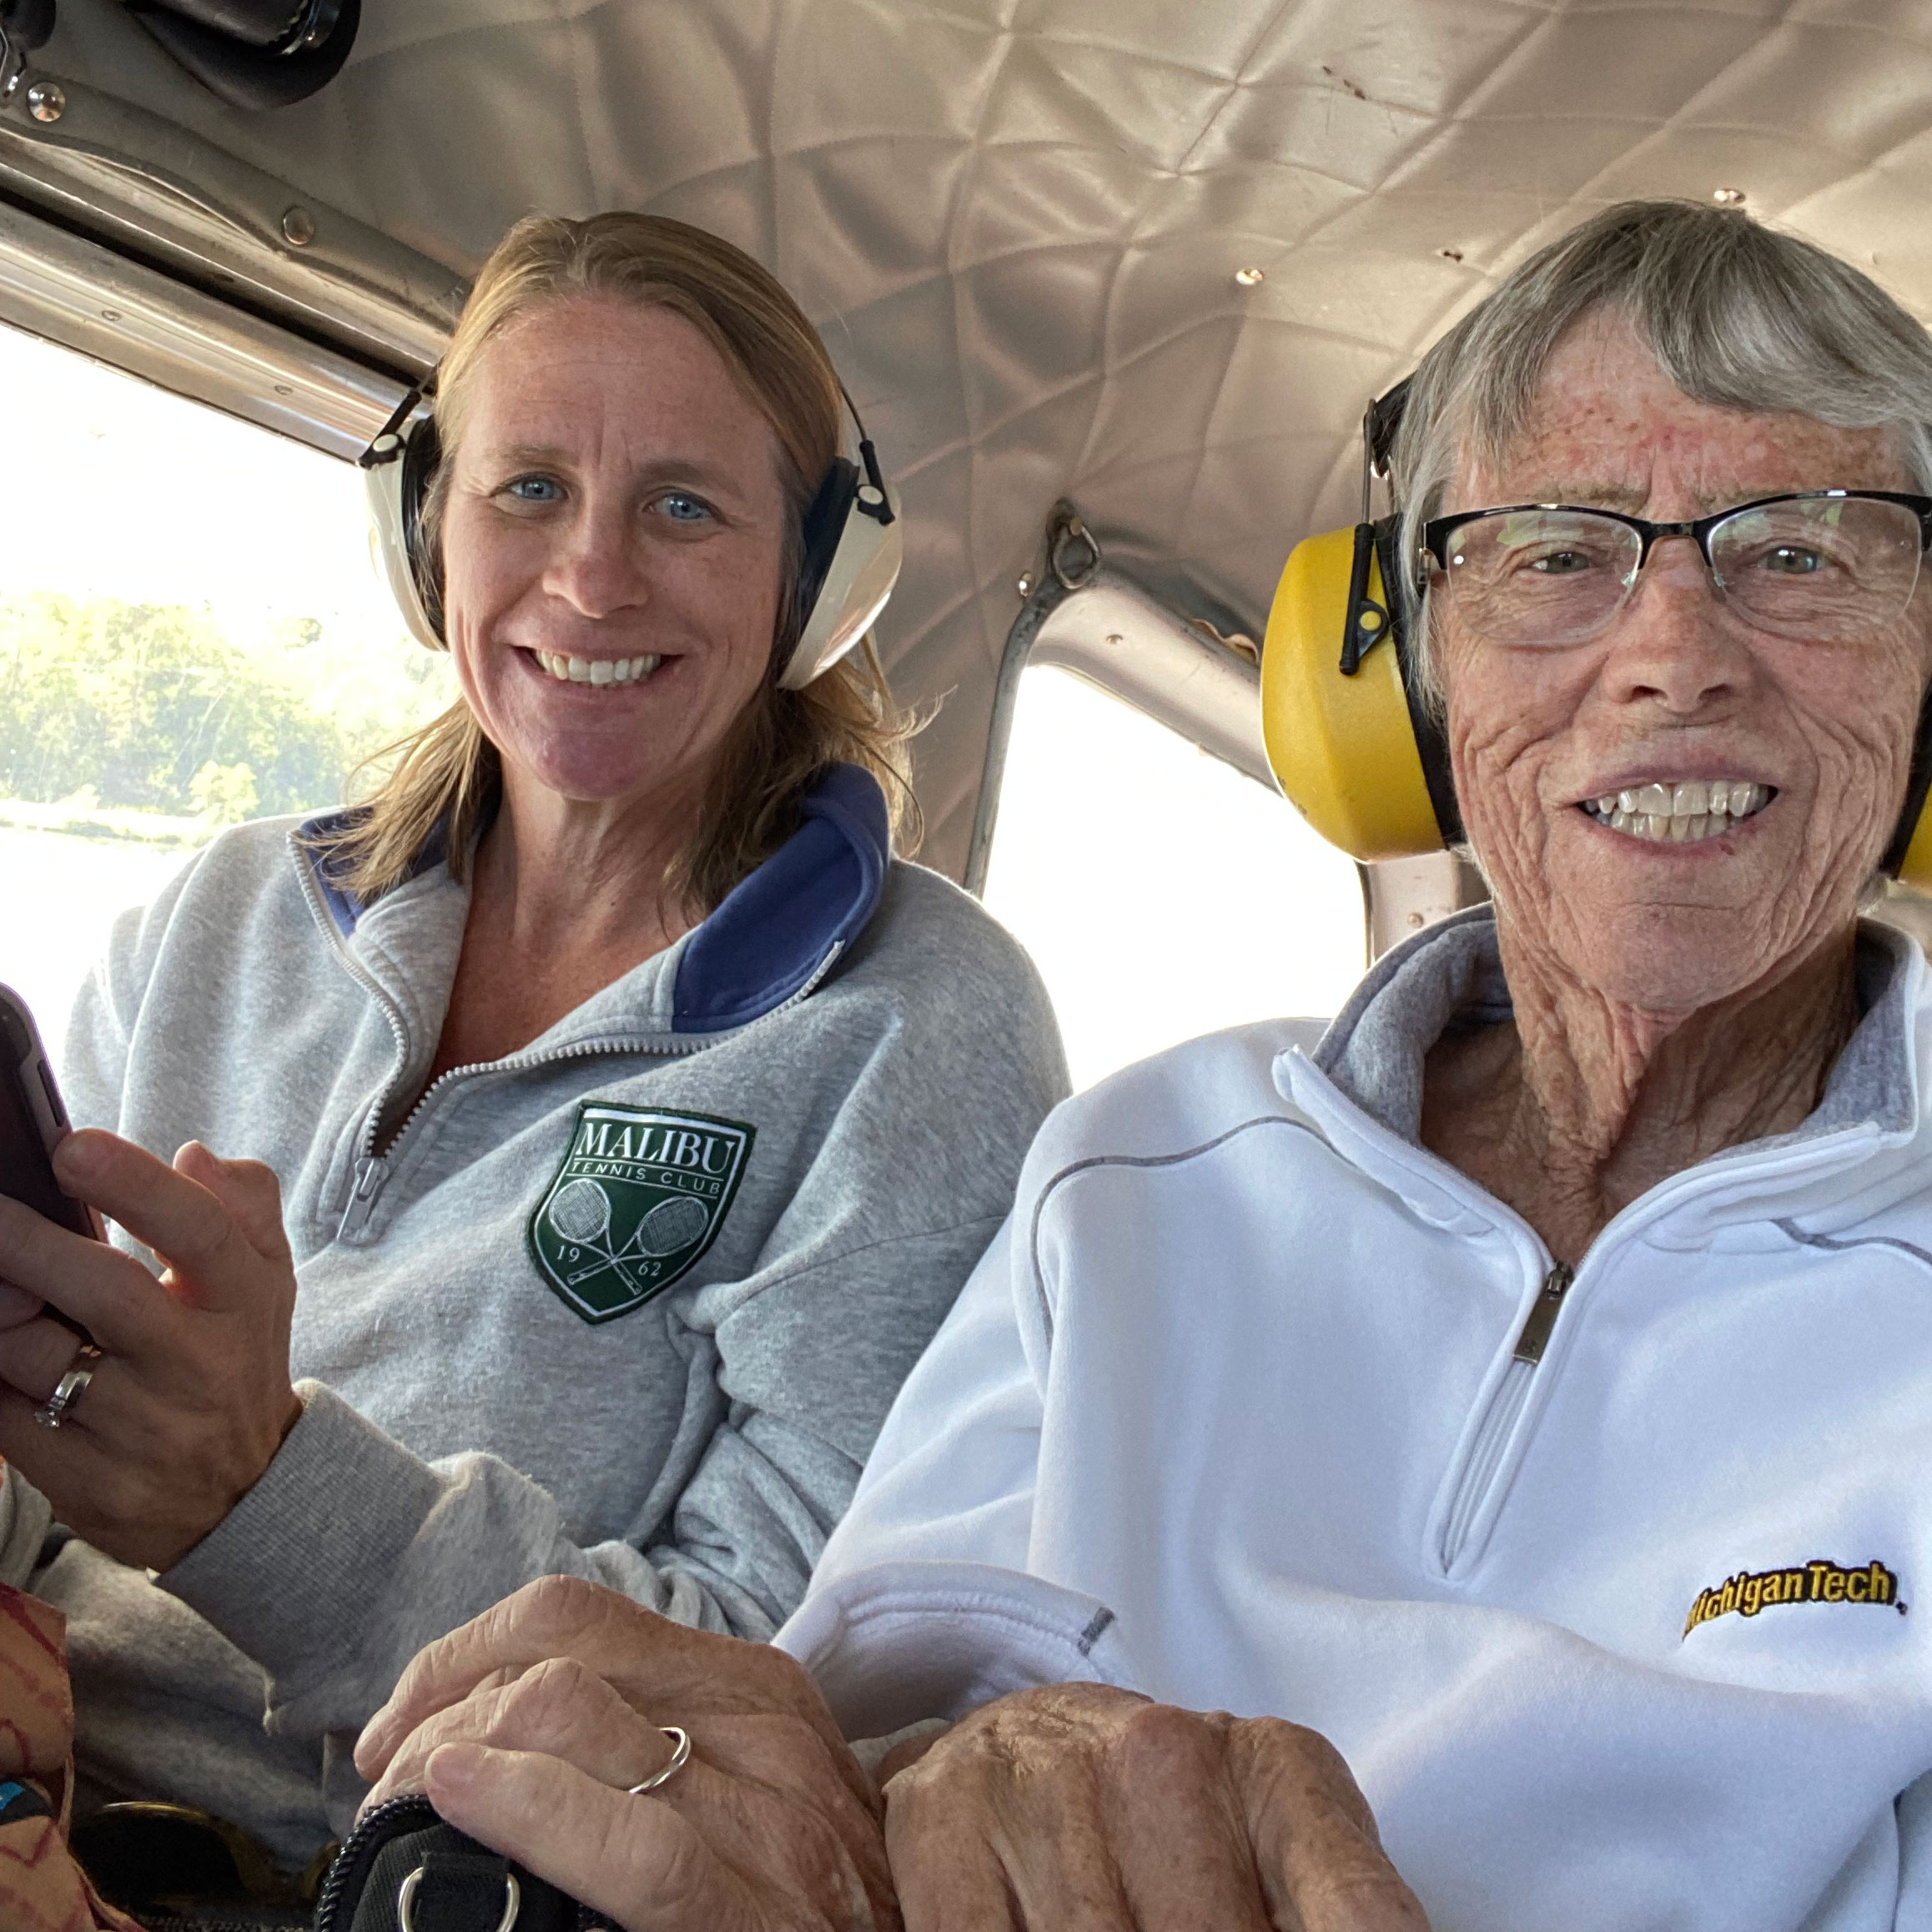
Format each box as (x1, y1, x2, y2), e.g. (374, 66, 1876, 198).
(355, 199, 1932, 1931)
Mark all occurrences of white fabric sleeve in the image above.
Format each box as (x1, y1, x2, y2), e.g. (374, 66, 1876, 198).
(776, 1215, 1138, 1739)
(1894, 1769, 1932, 1924)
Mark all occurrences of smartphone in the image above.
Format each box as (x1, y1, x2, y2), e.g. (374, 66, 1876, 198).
(0, 984, 99, 1242)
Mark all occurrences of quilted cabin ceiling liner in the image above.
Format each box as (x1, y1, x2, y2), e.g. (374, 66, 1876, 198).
(29, 0, 1932, 879)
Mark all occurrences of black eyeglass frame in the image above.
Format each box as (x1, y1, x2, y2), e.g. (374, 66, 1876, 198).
(1421, 489, 1932, 581)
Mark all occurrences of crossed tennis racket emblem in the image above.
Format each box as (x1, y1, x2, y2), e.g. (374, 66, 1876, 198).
(546, 1177, 713, 1291)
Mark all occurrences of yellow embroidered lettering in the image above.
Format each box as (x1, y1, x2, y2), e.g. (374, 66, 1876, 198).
(1683, 1559, 1905, 1641)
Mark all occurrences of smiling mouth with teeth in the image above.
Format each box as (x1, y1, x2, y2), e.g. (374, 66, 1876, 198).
(531, 649, 663, 687)
(1580, 779, 1774, 845)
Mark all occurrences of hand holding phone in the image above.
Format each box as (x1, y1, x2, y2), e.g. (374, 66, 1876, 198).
(0, 988, 100, 1334)
(0, 991, 303, 1563)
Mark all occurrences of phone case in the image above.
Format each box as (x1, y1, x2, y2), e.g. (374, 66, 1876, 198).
(0, 986, 95, 1240)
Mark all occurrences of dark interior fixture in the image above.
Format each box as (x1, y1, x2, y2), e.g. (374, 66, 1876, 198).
(123, 0, 359, 108)
(0, 0, 54, 53)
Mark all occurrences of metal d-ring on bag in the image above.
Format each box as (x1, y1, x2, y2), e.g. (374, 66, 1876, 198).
(396, 1863, 520, 1931)
(312, 1794, 591, 1932)
(314, 1730, 691, 1930)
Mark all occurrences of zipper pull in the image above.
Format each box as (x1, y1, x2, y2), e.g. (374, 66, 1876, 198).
(1512, 1261, 1574, 1364)
(338, 1155, 389, 1240)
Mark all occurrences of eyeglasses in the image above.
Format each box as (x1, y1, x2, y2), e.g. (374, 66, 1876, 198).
(1421, 491, 1932, 647)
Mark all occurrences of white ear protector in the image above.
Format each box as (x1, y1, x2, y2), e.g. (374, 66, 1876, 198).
(783, 398, 903, 688)
(360, 376, 903, 686)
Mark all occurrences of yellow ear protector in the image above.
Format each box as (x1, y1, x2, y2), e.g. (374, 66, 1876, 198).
(1260, 380, 1461, 863)
(360, 376, 903, 689)
(1261, 380, 1932, 883)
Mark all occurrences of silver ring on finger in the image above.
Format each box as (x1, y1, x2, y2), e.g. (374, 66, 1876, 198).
(33, 1345, 102, 1431)
(626, 1724, 692, 1794)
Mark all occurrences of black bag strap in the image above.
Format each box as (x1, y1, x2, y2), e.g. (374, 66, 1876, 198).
(314, 1794, 606, 1932)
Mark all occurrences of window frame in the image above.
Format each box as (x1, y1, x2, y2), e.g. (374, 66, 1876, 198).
(963, 516, 1277, 898)
(968, 510, 1481, 960)
(0, 194, 417, 460)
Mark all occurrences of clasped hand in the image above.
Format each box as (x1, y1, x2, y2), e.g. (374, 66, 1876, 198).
(358, 1578, 1429, 1932)
(357, 1574, 897, 1932)
(886, 1681, 1430, 1932)
(0, 1129, 301, 1572)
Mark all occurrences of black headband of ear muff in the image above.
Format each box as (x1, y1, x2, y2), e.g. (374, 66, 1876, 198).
(360, 374, 447, 638)
(795, 391, 893, 659)
(1376, 516, 1465, 845)
(398, 412, 445, 639)
(1882, 685, 1932, 877)
(1340, 379, 1465, 845)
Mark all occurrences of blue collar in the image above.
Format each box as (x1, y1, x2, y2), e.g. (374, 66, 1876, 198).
(299, 762, 892, 1034)
(672, 762, 890, 1031)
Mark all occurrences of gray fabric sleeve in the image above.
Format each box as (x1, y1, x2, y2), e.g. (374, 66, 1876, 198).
(162, 1214, 1007, 1744)
(0, 1466, 52, 1590)
(59, 907, 144, 1137)
(58, 847, 217, 1140)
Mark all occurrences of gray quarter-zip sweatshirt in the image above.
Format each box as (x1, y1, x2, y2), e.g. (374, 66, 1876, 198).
(28, 764, 1066, 1865)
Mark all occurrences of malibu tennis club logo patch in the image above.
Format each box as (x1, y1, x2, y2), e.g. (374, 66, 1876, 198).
(530, 1104, 755, 1323)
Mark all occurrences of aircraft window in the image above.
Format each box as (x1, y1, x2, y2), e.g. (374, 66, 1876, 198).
(0, 320, 453, 1058)
(981, 666, 1366, 1089)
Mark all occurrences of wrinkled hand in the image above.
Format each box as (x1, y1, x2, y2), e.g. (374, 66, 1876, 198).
(0, 1130, 300, 1571)
(883, 1683, 1429, 1932)
(357, 1575, 898, 1932)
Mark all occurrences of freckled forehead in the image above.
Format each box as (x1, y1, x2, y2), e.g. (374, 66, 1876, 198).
(463, 297, 776, 452)
(1457, 310, 1910, 513)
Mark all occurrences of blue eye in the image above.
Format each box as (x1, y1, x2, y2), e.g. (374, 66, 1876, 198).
(657, 491, 711, 524)
(506, 475, 561, 503)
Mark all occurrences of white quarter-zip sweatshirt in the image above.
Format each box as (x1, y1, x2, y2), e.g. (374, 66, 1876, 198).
(782, 910, 1932, 1932)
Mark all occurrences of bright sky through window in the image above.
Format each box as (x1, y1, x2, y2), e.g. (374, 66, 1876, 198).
(982, 667, 1366, 1089)
(0, 322, 452, 1057)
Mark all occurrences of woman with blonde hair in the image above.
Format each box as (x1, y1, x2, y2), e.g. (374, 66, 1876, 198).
(0, 210, 1065, 1889)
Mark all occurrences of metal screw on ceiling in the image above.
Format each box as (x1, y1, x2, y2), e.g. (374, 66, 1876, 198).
(24, 79, 62, 122)
(281, 206, 317, 247)
(1712, 187, 1746, 206)
(1104, 633, 1124, 647)
(1234, 266, 1266, 288)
